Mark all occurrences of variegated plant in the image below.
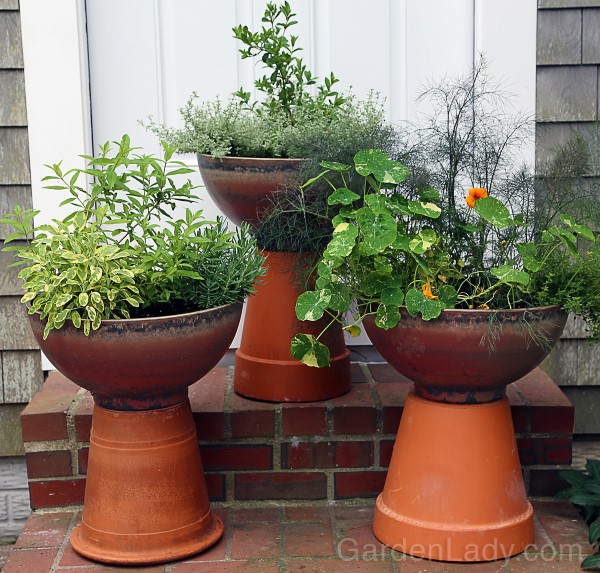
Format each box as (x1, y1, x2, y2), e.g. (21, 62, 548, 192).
(291, 149, 598, 367)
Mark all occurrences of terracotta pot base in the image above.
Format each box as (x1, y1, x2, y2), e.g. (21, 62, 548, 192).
(234, 347, 351, 402)
(70, 514, 223, 565)
(234, 251, 351, 402)
(373, 393, 534, 561)
(72, 400, 222, 565)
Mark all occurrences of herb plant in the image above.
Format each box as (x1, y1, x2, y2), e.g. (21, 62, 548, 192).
(559, 460, 600, 569)
(1, 135, 265, 338)
(145, 1, 348, 159)
(290, 150, 598, 367)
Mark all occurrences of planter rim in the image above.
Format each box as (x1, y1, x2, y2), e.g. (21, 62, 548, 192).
(396, 304, 563, 318)
(28, 301, 242, 329)
(196, 153, 306, 165)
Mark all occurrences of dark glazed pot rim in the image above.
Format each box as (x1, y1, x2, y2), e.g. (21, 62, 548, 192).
(28, 301, 242, 329)
(196, 153, 306, 166)
(397, 304, 564, 318)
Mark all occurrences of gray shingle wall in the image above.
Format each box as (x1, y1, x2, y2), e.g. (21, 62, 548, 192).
(537, 3, 600, 429)
(0, 5, 42, 457)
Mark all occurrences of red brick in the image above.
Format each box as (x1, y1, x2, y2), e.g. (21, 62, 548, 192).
(507, 383, 529, 433)
(528, 469, 570, 497)
(337, 522, 390, 558)
(200, 445, 272, 471)
(28, 479, 86, 509)
(368, 363, 411, 383)
(205, 473, 226, 502)
(517, 438, 537, 465)
(234, 507, 282, 522)
(282, 442, 335, 469)
(284, 522, 335, 557)
(2, 548, 59, 573)
(380, 440, 394, 467)
(25, 451, 72, 479)
(334, 471, 387, 499)
(514, 369, 574, 433)
(73, 393, 93, 442)
(400, 559, 510, 572)
(336, 441, 374, 468)
(231, 522, 280, 559)
(189, 367, 228, 440)
(286, 559, 395, 572)
(235, 472, 327, 500)
(14, 511, 73, 549)
(230, 392, 275, 437)
(377, 382, 411, 433)
(350, 363, 367, 383)
(78, 448, 89, 474)
(284, 506, 331, 522)
(176, 561, 277, 573)
(282, 403, 327, 436)
(332, 386, 377, 434)
(184, 531, 227, 562)
(20, 372, 79, 442)
(543, 437, 573, 464)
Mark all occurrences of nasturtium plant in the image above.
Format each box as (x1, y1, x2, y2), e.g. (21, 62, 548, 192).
(289, 148, 599, 368)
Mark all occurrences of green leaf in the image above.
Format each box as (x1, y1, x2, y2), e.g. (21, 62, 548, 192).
(589, 516, 600, 544)
(560, 469, 591, 487)
(20, 292, 37, 304)
(55, 294, 73, 307)
(375, 304, 401, 329)
(417, 186, 441, 202)
(404, 288, 443, 320)
(362, 271, 392, 296)
(408, 201, 442, 219)
(319, 160, 350, 172)
(491, 265, 530, 286)
(70, 310, 82, 328)
(560, 214, 595, 241)
(290, 334, 331, 368)
(517, 243, 542, 272)
(78, 292, 89, 306)
(327, 187, 360, 206)
(581, 553, 600, 569)
(587, 459, 600, 482)
(324, 222, 358, 258)
(438, 284, 458, 308)
(354, 149, 409, 184)
(295, 289, 332, 322)
(409, 229, 437, 254)
(356, 208, 397, 255)
(474, 196, 513, 228)
(381, 287, 404, 306)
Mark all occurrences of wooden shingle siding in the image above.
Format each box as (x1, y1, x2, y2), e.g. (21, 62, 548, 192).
(0, 186, 32, 239)
(1, 350, 42, 403)
(537, 2, 600, 430)
(0, 70, 27, 125)
(0, 10, 23, 68)
(0, 128, 30, 184)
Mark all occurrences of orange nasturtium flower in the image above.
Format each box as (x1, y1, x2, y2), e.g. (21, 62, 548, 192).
(422, 280, 439, 300)
(465, 187, 488, 208)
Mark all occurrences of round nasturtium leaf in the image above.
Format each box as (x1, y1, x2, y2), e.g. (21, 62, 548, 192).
(295, 289, 332, 322)
(290, 334, 331, 368)
(474, 197, 513, 229)
(354, 149, 409, 184)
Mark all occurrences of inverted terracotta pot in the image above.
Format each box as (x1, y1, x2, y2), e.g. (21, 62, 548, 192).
(373, 393, 533, 562)
(235, 251, 351, 402)
(196, 154, 304, 228)
(71, 401, 222, 565)
(364, 306, 567, 562)
(29, 304, 243, 564)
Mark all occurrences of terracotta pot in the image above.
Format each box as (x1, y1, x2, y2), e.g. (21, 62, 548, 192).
(29, 303, 242, 410)
(365, 305, 567, 403)
(364, 305, 567, 562)
(29, 303, 242, 565)
(196, 154, 304, 228)
(235, 251, 351, 402)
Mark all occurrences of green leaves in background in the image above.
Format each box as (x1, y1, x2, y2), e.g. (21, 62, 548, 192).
(354, 149, 409, 184)
(474, 196, 513, 228)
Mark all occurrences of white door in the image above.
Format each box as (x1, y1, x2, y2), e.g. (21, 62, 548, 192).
(22, 0, 537, 353)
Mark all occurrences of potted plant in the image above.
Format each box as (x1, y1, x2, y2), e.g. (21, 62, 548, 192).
(146, 1, 397, 401)
(1, 135, 265, 565)
(291, 67, 600, 561)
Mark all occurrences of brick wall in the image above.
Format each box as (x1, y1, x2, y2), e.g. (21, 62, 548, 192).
(20, 364, 574, 509)
(536, 1, 600, 433)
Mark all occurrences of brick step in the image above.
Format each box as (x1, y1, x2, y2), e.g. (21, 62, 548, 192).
(20, 364, 574, 509)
